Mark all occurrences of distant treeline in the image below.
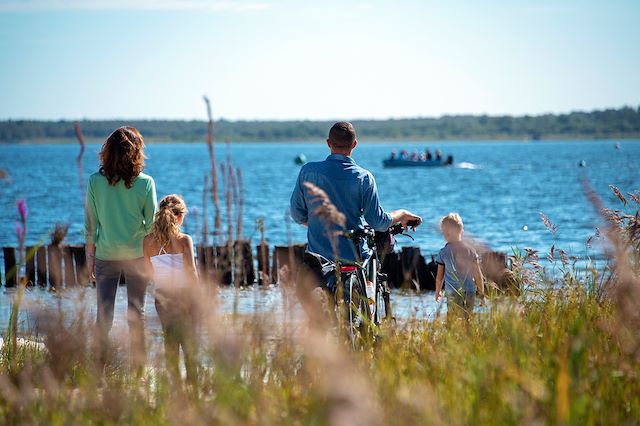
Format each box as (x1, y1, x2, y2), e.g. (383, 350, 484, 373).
(1, 106, 639, 142)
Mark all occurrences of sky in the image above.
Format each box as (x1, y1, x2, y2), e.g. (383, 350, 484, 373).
(0, 0, 638, 121)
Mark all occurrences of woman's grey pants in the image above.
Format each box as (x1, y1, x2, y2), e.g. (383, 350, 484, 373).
(95, 257, 148, 367)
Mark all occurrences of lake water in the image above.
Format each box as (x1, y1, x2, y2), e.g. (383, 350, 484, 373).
(0, 139, 639, 329)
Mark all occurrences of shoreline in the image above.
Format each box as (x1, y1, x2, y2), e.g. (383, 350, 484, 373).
(2, 135, 640, 145)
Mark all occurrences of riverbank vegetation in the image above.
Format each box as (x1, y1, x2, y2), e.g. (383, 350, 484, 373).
(2, 106, 639, 143)
(1, 187, 638, 425)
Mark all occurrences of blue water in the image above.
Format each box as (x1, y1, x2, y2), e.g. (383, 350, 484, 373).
(1, 140, 638, 257)
(1, 139, 638, 335)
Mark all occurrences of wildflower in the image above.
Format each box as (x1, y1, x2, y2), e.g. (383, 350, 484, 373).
(609, 185, 627, 206)
(15, 221, 24, 243)
(16, 198, 27, 224)
(51, 223, 69, 246)
(539, 212, 558, 235)
(559, 249, 569, 266)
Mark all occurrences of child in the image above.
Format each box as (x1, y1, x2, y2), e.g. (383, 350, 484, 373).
(143, 195, 199, 385)
(434, 213, 485, 321)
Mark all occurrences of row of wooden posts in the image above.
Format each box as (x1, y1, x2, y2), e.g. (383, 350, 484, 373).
(1, 243, 509, 291)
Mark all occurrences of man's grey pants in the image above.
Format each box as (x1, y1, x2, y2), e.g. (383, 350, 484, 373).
(95, 257, 148, 367)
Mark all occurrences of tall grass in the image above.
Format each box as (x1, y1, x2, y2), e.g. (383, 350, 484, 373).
(1, 282, 639, 424)
(1, 186, 639, 425)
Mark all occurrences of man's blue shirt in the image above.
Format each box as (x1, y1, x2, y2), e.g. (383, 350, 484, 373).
(290, 154, 393, 262)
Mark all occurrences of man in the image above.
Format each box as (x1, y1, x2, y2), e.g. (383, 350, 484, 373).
(290, 121, 421, 264)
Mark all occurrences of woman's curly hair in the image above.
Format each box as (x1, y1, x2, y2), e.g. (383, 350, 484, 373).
(99, 126, 146, 188)
(151, 195, 187, 246)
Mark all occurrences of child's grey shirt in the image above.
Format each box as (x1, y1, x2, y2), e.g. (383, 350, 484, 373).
(436, 241, 479, 294)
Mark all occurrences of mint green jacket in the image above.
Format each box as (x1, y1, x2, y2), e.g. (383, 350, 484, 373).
(84, 172, 157, 261)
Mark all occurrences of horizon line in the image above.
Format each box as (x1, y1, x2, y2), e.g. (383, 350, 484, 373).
(1, 104, 638, 123)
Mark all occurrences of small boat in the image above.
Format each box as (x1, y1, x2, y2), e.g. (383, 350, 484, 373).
(383, 156, 453, 168)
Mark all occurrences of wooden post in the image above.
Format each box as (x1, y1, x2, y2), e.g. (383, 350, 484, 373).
(421, 254, 438, 291)
(63, 246, 76, 287)
(215, 245, 232, 286)
(234, 240, 255, 286)
(381, 251, 402, 289)
(26, 246, 36, 286)
(480, 251, 508, 284)
(401, 247, 421, 291)
(47, 245, 62, 290)
(256, 243, 270, 286)
(70, 245, 89, 286)
(204, 246, 215, 285)
(271, 246, 279, 284)
(36, 246, 47, 287)
(3, 247, 17, 287)
(272, 245, 305, 284)
(196, 245, 207, 283)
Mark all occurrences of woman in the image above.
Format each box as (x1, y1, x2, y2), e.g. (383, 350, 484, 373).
(85, 126, 157, 369)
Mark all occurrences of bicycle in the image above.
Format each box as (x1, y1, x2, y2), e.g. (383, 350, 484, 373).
(303, 220, 420, 349)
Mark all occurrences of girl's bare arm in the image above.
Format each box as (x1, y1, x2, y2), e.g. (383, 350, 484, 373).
(183, 235, 199, 285)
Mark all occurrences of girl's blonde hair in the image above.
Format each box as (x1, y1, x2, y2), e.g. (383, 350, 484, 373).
(151, 195, 187, 246)
(440, 212, 464, 231)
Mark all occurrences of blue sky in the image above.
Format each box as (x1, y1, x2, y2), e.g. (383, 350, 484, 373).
(0, 0, 638, 120)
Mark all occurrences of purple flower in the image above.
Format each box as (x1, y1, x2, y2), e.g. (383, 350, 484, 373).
(15, 221, 24, 242)
(16, 199, 28, 224)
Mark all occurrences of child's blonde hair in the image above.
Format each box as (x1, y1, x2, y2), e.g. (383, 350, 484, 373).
(151, 194, 187, 246)
(440, 212, 464, 232)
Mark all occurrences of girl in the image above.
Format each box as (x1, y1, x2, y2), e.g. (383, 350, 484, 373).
(85, 126, 157, 370)
(143, 194, 200, 385)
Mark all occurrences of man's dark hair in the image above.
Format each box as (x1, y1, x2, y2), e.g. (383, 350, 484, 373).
(328, 122, 356, 149)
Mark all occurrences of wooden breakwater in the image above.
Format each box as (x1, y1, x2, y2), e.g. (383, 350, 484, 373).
(0, 243, 510, 291)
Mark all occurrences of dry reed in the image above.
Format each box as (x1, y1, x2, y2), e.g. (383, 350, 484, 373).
(74, 122, 86, 198)
(203, 95, 221, 237)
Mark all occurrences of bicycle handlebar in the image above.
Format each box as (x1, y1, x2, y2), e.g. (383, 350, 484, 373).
(342, 219, 421, 240)
(388, 219, 421, 235)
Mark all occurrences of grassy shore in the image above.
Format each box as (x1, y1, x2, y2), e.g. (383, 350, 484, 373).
(1, 185, 638, 425)
(0, 282, 639, 425)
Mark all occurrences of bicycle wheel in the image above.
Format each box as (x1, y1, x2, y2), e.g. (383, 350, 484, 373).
(375, 283, 386, 325)
(345, 272, 370, 349)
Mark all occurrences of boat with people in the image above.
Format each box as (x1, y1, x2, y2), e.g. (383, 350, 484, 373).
(383, 148, 454, 168)
(383, 157, 453, 168)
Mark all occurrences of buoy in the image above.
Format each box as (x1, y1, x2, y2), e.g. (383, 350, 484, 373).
(294, 154, 306, 165)
(523, 225, 528, 231)
(579, 160, 587, 167)
(615, 142, 621, 150)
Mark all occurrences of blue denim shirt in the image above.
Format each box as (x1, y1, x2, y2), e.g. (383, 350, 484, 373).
(290, 154, 393, 262)
(435, 241, 479, 294)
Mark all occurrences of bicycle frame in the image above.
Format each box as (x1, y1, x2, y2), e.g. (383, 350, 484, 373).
(340, 231, 389, 326)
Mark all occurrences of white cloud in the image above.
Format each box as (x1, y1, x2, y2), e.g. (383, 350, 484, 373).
(0, 0, 272, 12)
